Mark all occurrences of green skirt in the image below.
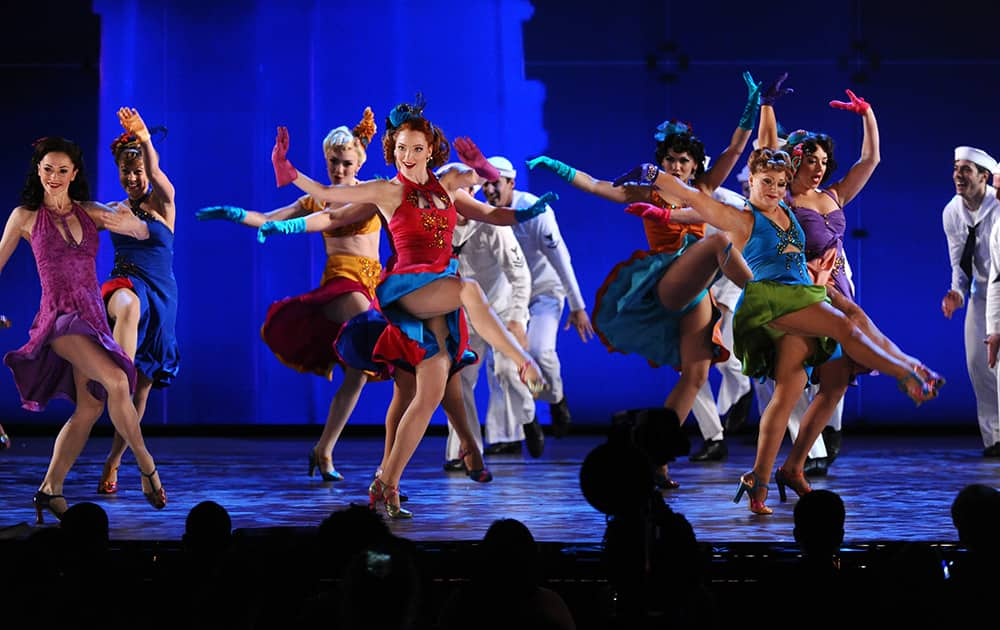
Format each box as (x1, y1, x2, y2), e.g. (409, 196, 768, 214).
(733, 280, 839, 379)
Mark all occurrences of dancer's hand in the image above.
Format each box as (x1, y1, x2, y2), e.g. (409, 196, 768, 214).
(118, 107, 150, 142)
(101, 203, 150, 239)
(738, 71, 762, 130)
(258, 217, 306, 243)
(514, 191, 557, 222)
(829, 89, 870, 115)
(525, 155, 577, 183)
(941, 290, 963, 319)
(453, 136, 500, 182)
(988, 334, 1000, 368)
(612, 163, 659, 188)
(272, 126, 298, 187)
(565, 308, 595, 343)
(760, 72, 794, 107)
(196, 205, 247, 223)
(625, 202, 672, 223)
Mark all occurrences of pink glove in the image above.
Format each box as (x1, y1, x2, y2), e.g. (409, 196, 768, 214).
(453, 136, 500, 182)
(625, 202, 672, 224)
(272, 126, 298, 187)
(829, 89, 870, 115)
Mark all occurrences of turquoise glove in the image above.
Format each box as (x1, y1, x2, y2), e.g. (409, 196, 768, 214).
(257, 217, 306, 243)
(738, 71, 762, 131)
(515, 192, 558, 223)
(525, 156, 576, 183)
(196, 205, 246, 223)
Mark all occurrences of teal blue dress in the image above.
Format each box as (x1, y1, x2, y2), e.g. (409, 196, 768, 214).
(733, 201, 839, 379)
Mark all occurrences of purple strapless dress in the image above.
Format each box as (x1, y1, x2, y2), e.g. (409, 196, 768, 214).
(791, 200, 853, 301)
(4, 204, 136, 411)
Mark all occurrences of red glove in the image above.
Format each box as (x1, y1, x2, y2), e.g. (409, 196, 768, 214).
(829, 89, 870, 115)
(625, 202, 672, 224)
(272, 126, 298, 187)
(453, 136, 500, 182)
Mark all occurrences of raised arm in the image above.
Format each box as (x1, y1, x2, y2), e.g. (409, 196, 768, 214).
(197, 199, 312, 228)
(755, 72, 794, 151)
(827, 90, 880, 206)
(525, 155, 646, 204)
(271, 125, 399, 212)
(0, 207, 30, 275)
(118, 107, 176, 225)
(696, 71, 767, 193)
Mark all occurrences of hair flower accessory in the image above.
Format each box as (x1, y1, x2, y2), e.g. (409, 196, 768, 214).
(653, 119, 692, 142)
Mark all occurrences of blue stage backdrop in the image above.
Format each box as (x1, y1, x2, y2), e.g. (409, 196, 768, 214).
(1, 0, 997, 431)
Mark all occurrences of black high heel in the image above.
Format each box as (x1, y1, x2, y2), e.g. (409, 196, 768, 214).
(308, 448, 344, 482)
(775, 467, 812, 502)
(33, 490, 67, 524)
(140, 468, 167, 509)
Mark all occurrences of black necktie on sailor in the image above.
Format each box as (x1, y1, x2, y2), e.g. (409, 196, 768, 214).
(960, 222, 978, 280)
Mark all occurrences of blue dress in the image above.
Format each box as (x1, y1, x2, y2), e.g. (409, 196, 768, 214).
(102, 211, 180, 388)
(732, 201, 839, 379)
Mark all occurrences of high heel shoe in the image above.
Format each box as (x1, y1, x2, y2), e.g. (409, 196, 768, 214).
(775, 467, 812, 502)
(139, 468, 167, 509)
(97, 462, 119, 495)
(33, 490, 67, 524)
(897, 371, 934, 406)
(368, 477, 413, 519)
(373, 469, 408, 502)
(460, 448, 493, 483)
(653, 469, 680, 490)
(733, 471, 772, 515)
(308, 448, 344, 482)
(518, 360, 549, 397)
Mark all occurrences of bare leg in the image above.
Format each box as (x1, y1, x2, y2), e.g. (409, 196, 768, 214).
(314, 367, 368, 475)
(656, 232, 752, 311)
(37, 366, 107, 515)
(827, 287, 922, 368)
(379, 317, 452, 509)
(380, 374, 415, 474)
(101, 288, 144, 488)
(752, 334, 813, 483)
(100, 375, 153, 491)
(440, 374, 487, 473)
(783, 359, 850, 473)
(399, 277, 544, 388)
(50, 335, 162, 498)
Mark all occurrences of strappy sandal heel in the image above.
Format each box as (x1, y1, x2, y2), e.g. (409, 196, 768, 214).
(140, 468, 167, 509)
(33, 490, 67, 524)
(97, 463, 119, 495)
(308, 447, 344, 481)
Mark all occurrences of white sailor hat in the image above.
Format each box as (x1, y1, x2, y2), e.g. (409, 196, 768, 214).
(954, 146, 998, 174)
(434, 162, 472, 177)
(487, 156, 517, 179)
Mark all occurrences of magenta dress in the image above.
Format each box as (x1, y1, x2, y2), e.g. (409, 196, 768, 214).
(4, 204, 136, 411)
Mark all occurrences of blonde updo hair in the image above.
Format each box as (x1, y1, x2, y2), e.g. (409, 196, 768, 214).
(747, 148, 794, 181)
(323, 106, 377, 168)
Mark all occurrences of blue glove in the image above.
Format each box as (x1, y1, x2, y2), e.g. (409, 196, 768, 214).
(525, 156, 576, 183)
(738, 71, 762, 131)
(612, 163, 660, 188)
(257, 217, 306, 243)
(196, 205, 246, 223)
(515, 192, 558, 223)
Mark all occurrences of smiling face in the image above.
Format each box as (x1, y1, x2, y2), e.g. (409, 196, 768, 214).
(482, 176, 514, 207)
(118, 153, 148, 200)
(326, 145, 361, 185)
(954, 159, 988, 200)
(748, 168, 790, 210)
(393, 128, 432, 179)
(37, 152, 78, 197)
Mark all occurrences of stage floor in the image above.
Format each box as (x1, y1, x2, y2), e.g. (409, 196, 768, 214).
(1, 429, 996, 544)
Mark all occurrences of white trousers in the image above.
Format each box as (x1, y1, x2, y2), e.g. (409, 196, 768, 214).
(526, 293, 565, 404)
(691, 305, 750, 440)
(966, 295, 999, 446)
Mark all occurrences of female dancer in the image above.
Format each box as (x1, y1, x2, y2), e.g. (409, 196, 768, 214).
(97, 106, 180, 494)
(616, 148, 940, 514)
(0, 136, 166, 521)
(756, 88, 943, 481)
(523, 72, 765, 487)
(267, 96, 549, 517)
(197, 107, 389, 482)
